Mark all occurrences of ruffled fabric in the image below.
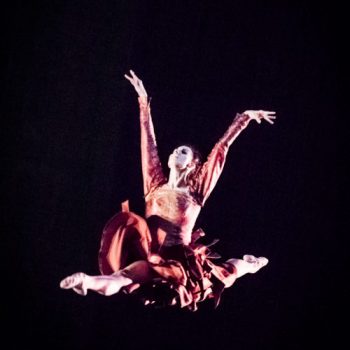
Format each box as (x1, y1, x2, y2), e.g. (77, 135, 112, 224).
(98, 203, 237, 311)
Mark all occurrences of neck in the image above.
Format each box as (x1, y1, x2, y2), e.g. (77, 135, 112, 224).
(168, 167, 191, 189)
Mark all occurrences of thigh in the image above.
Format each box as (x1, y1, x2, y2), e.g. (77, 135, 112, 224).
(121, 260, 156, 284)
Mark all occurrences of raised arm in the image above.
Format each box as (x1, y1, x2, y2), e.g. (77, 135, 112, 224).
(124, 70, 165, 196)
(195, 110, 276, 206)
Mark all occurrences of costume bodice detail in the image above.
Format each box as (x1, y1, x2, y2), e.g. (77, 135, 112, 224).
(145, 184, 201, 246)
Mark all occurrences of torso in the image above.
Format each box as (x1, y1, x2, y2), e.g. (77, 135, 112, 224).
(145, 184, 201, 246)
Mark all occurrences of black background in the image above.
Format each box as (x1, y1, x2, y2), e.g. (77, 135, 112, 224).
(3, 1, 338, 349)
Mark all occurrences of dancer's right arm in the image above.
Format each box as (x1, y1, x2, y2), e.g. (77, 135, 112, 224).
(124, 70, 165, 196)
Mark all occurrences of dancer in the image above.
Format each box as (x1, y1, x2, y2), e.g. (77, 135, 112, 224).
(60, 70, 275, 311)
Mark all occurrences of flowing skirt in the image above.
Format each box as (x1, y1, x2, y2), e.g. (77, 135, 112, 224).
(98, 203, 237, 311)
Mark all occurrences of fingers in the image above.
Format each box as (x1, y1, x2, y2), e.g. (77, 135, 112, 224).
(124, 74, 133, 82)
(124, 69, 139, 82)
(258, 110, 276, 125)
(242, 110, 277, 125)
(263, 114, 276, 124)
(264, 117, 275, 124)
(259, 111, 276, 116)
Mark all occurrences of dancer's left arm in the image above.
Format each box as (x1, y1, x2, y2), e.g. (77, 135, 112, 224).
(196, 110, 276, 206)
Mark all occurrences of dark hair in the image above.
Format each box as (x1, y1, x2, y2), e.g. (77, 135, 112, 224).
(179, 143, 202, 166)
(176, 144, 203, 187)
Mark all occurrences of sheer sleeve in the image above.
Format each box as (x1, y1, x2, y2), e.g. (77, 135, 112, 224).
(195, 113, 251, 206)
(139, 97, 166, 197)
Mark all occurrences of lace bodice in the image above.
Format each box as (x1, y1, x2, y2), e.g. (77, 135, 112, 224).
(145, 184, 201, 246)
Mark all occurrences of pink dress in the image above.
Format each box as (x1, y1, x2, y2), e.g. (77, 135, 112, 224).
(98, 97, 251, 311)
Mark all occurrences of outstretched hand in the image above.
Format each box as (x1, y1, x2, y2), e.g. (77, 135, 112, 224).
(124, 70, 148, 98)
(243, 110, 276, 124)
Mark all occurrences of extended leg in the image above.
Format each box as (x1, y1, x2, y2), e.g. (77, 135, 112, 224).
(59, 260, 155, 296)
(227, 255, 269, 278)
(59, 271, 133, 296)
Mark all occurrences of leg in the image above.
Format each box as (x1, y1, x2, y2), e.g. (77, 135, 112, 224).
(227, 255, 269, 278)
(59, 271, 133, 296)
(59, 260, 156, 296)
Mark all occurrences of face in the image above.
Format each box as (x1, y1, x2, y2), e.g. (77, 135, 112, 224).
(168, 146, 194, 170)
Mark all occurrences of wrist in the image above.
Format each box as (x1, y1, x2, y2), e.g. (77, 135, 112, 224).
(138, 95, 148, 107)
(138, 95, 148, 102)
(235, 113, 251, 123)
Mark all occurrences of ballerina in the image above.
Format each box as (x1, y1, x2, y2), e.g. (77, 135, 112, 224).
(60, 70, 275, 311)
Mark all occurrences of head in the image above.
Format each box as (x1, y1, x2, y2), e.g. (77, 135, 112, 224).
(167, 145, 202, 173)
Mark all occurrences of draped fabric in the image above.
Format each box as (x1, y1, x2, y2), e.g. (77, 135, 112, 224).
(99, 202, 237, 311)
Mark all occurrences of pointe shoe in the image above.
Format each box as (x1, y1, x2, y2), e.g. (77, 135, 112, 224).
(59, 272, 88, 296)
(259, 257, 269, 266)
(243, 255, 269, 271)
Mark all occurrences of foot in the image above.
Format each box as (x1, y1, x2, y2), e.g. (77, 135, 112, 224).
(59, 272, 88, 296)
(243, 255, 269, 273)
